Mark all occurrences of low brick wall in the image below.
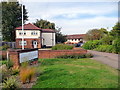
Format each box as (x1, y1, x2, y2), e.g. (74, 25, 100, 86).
(38, 49, 87, 59)
(8, 48, 38, 67)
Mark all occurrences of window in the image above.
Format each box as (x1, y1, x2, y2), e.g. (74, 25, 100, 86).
(19, 41, 27, 46)
(31, 31, 37, 35)
(75, 39, 77, 41)
(19, 31, 26, 35)
(19, 32, 22, 35)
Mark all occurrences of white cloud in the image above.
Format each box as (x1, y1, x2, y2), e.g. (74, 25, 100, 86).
(52, 16, 117, 34)
(25, 2, 118, 34)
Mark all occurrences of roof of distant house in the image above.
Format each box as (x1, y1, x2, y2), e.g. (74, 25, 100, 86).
(15, 23, 41, 30)
(41, 29, 55, 33)
(66, 34, 86, 39)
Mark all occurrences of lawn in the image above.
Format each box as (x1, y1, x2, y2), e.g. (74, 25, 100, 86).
(33, 58, 119, 88)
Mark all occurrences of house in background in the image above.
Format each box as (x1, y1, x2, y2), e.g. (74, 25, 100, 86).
(65, 34, 86, 45)
(15, 23, 55, 49)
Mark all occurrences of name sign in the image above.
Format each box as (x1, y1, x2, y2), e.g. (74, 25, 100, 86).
(19, 50, 38, 63)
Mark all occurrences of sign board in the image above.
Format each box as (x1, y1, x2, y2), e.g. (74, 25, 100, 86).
(19, 50, 38, 63)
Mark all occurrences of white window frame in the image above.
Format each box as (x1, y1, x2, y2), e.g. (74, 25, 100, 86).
(19, 41, 27, 46)
(19, 31, 26, 35)
(31, 31, 37, 35)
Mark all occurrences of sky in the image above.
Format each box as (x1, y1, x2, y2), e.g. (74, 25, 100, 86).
(21, 0, 118, 35)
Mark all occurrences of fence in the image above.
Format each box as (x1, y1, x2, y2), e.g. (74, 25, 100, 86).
(0, 42, 16, 48)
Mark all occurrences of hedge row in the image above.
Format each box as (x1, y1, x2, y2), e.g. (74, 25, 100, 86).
(82, 38, 120, 54)
(52, 44, 74, 50)
(82, 40, 102, 50)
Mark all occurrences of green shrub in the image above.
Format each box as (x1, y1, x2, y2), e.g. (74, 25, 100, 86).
(6, 60, 13, 69)
(101, 35, 114, 45)
(94, 45, 114, 53)
(52, 44, 74, 50)
(0, 44, 10, 51)
(0, 60, 7, 65)
(82, 40, 102, 50)
(2, 76, 20, 89)
(112, 38, 120, 54)
(56, 53, 93, 59)
(0, 64, 10, 83)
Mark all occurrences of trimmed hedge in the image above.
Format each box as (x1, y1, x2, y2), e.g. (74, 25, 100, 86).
(56, 53, 93, 59)
(82, 40, 102, 50)
(52, 44, 74, 50)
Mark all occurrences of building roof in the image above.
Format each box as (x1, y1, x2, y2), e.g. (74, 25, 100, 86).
(15, 23, 41, 30)
(66, 34, 86, 39)
(15, 23, 55, 33)
(41, 29, 55, 33)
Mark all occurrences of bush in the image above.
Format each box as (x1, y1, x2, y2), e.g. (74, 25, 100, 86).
(82, 40, 102, 50)
(20, 64, 36, 84)
(94, 45, 114, 53)
(52, 44, 74, 50)
(0, 64, 10, 83)
(101, 35, 114, 45)
(6, 60, 13, 69)
(2, 76, 20, 89)
(56, 53, 93, 59)
(0, 60, 7, 65)
(112, 38, 120, 54)
(11, 66, 20, 75)
(0, 44, 10, 51)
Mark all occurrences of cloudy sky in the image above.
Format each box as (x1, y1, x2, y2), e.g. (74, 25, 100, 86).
(22, 0, 118, 35)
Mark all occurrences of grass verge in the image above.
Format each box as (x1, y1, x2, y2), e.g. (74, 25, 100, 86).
(33, 58, 119, 88)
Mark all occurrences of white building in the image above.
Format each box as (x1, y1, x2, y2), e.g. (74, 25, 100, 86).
(65, 34, 86, 44)
(15, 23, 55, 49)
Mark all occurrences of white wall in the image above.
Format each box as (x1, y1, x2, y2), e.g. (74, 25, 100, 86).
(42, 32, 55, 47)
(16, 30, 41, 39)
(67, 39, 83, 43)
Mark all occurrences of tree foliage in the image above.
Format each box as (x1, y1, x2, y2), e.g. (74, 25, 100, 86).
(2, 1, 28, 41)
(34, 19, 55, 29)
(85, 29, 105, 41)
(55, 27, 67, 43)
(110, 22, 120, 38)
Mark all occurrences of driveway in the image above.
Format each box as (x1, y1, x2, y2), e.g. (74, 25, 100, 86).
(88, 50, 119, 69)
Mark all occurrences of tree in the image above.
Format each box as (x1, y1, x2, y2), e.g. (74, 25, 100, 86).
(2, 1, 28, 41)
(34, 19, 66, 43)
(55, 27, 67, 43)
(85, 29, 104, 41)
(109, 22, 120, 38)
(99, 28, 108, 35)
(34, 19, 55, 29)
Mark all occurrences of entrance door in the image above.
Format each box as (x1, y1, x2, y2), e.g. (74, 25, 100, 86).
(33, 41, 38, 48)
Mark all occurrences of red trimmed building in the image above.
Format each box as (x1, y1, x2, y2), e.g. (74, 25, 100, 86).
(15, 23, 55, 49)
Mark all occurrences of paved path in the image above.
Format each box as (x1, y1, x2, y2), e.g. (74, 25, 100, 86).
(88, 50, 119, 69)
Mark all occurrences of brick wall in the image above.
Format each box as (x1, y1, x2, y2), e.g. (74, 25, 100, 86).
(38, 49, 87, 59)
(8, 48, 87, 67)
(8, 48, 38, 67)
(16, 38, 41, 49)
(0, 51, 7, 60)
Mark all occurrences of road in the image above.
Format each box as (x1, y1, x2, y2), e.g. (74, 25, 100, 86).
(88, 50, 119, 69)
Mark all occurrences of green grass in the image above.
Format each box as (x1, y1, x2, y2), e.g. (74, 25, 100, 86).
(33, 58, 119, 88)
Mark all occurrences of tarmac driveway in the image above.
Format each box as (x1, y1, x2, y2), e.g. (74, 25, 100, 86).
(88, 50, 119, 69)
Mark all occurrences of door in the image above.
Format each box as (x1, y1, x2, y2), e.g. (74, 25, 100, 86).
(33, 41, 38, 48)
